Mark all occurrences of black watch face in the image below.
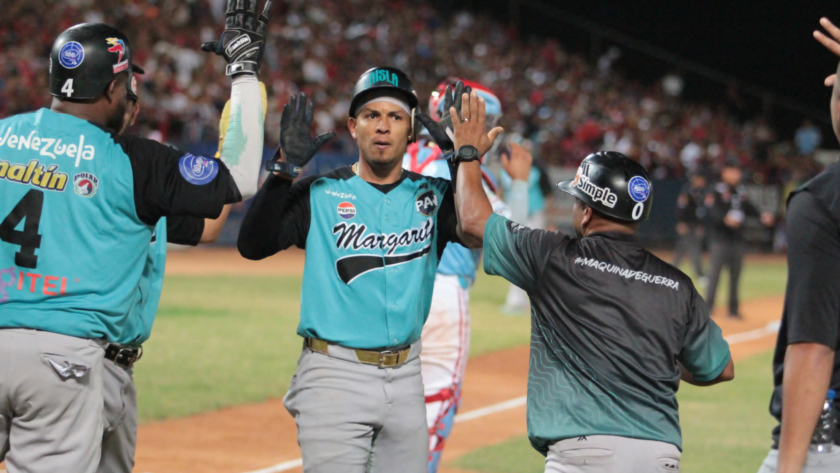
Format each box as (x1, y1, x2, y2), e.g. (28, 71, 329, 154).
(460, 146, 478, 160)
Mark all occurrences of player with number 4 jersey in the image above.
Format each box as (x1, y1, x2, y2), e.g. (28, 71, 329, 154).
(0, 8, 268, 471)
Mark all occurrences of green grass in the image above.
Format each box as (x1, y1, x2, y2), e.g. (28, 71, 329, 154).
(453, 350, 777, 473)
(133, 275, 305, 421)
(468, 272, 532, 356)
(676, 257, 787, 308)
(134, 257, 787, 422)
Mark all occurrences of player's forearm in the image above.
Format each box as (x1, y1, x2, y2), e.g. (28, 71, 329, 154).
(219, 76, 264, 201)
(455, 161, 493, 248)
(507, 179, 529, 225)
(777, 342, 835, 473)
(200, 205, 232, 244)
(237, 174, 293, 260)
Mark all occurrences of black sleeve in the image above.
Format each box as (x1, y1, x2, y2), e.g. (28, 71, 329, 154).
(534, 159, 554, 197)
(436, 183, 461, 258)
(237, 173, 312, 260)
(166, 216, 205, 246)
(117, 135, 239, 226)
(705, 192, 727, 229)
(679, 287, 731, 381)
(782, 191, 840, 348)
(742, 195, 762, 217)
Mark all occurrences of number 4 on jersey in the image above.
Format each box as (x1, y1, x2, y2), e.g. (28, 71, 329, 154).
(0, 189, 44, 269)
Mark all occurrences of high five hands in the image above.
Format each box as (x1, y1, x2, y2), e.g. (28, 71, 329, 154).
(451, 90, 505, 157)
(814, 17, 840, 86)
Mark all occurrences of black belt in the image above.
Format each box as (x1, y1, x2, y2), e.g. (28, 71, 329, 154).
(104, 344, 142, 369)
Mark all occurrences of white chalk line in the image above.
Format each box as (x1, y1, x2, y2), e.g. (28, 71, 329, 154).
(238, 319, 781, 473)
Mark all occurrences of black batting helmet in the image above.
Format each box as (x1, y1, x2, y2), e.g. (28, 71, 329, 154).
(50, 23, 144, 102)
(349, 67, 418, 118)
(557, 151, 653, 222)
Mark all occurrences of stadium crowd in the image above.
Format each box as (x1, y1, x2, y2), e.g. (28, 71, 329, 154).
(0, 0, 823, 185)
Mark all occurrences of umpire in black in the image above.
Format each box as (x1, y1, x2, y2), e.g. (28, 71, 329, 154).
(705, 161, 774, 319)
(673, 172, 708, 284)
(448, 90, 733, 472)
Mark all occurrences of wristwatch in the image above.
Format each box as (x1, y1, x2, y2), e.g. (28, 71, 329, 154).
(265, 159, 302, 177)
(453, 145, 480, 163)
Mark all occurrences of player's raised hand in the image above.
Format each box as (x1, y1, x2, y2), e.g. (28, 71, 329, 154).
(266, 93, 336, 178)
(201, 0, 273, 78)
(416, 81, 471, 153)
(501, 142, 533, 181)
(451, 90, 504, 157)
(814, 17, 840, 86)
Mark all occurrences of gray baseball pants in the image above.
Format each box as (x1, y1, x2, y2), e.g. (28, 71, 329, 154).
(96, 359, 137, 473)
(545, 435, 681, 473)
(757, 448, 840, 472)
(0, 329, 105, 473)
(284, 341, 427, 473)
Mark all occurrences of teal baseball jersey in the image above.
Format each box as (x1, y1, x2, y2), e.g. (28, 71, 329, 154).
(238, 166, 459, 349)
(482, 214, 730, 453)
(0, 109, 234, 342)
(118, 215, 206, 347)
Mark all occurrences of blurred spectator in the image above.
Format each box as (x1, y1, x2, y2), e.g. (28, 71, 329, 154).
(0, 0, 822, 188)
(794, 118, 822, 155)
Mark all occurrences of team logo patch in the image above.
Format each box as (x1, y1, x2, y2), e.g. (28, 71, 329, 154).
(106, 38, 129, 74)
(337, 202, 356, 220)
(178, 154, 219, 186)
(73, 172, 99, 198)
(58, 42, 85, 69)
(415, 190, 439, 216)
(628, 176, 651, 203)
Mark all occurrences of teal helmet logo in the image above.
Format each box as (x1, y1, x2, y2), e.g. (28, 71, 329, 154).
(349, 66, 417, 118)
(365, 69, 399, 89)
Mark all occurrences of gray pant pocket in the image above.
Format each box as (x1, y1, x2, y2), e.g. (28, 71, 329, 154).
(558, 447, 615, 466)
(41, 353, 91, 381)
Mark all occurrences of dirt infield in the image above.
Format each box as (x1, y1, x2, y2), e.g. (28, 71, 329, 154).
(125, 249, 784, 473)
(164, 247, 306, 276)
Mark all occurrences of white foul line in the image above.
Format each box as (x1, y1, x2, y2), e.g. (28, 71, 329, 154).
(242, 319, 781, 473)
(724, 320, 780, 344)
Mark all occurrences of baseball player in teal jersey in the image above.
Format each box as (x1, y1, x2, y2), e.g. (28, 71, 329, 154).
(97, 78, 267, 473)
(238, 72, 501, 472)
(0, 3, 269, 470)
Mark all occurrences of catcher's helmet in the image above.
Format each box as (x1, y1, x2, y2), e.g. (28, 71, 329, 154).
(429, 77, 502, 128)
(50, 23, 144, 102)
(557, 151, 653, 222)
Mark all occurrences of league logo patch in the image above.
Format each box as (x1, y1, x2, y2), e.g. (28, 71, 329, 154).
(178, 154, 219, 186)
(628, 176, 651, 203)
(73, 172, 99, 198)
(58, 42, 85, 69)
(337, 202, 356, 220)
(415, 190, 439, 216)
(106, 38, 129, 74)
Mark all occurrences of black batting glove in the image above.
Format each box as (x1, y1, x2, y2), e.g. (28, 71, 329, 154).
(201, 0, 272, 78)
(416, 81, 471, 154)
(266, 93, 336, 178)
